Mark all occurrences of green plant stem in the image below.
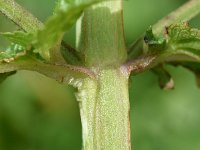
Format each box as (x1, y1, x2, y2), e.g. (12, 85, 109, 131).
(77, 69, 130, 149)
(0, 0, 43, 32)
(76, 0, 131, 149)
(76, 0, 127, 67)
(0, 0, 81, 65)
(153, 0, 200, 35)
(124, 55, 157, 75)
(50, 38, 67, 65)
(0, 57, 95, 83)
(0, 0, 64, 63)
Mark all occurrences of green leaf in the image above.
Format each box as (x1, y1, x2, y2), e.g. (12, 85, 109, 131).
(0, 31, 34, 62)
(143, 23, 200, 89)
(54, 0, 73, 13)
(164, 22, 200, 61)
(158, 23, 200, 88)
(128, 0, 200, 61)
(0, 44, 26, 63)
(34, 0, 97, 61)
(144, 23, 200, 62)
(1, 31, 34, 47)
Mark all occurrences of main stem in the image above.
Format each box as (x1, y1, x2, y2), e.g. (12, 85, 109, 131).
(76, 0, 131, 149)
(77, 69, 130, 149)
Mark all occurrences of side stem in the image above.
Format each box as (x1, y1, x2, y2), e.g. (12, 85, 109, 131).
(0, 0, 43, 32)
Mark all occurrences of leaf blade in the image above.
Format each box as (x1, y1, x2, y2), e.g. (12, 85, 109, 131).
(35, 0, 98, 61)
(0, 31, 34, 63)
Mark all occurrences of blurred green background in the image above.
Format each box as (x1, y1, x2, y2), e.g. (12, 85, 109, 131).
(0, 0, 200, 150)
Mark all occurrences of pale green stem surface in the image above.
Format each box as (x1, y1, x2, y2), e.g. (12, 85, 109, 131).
(76, 0, 127, 67)
(77, 68, 130, 150)
(0, 57, 94, 83)
(0, 0, 43, 32)
(153, 0, 200, 35)
(76, 0, 131, 149)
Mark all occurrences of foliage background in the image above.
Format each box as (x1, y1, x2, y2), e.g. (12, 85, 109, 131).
(0, 0, 200, 149)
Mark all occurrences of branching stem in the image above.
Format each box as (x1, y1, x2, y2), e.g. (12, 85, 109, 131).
(0, 57, 96, 83)
(128, 0, 200, 60)
(0, 0, 81, 65)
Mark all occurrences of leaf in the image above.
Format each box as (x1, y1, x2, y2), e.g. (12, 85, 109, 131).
(165, 22, 200, 61)
(128, 0, 200, 61)
(142, 23, 200, 89)
(34, 0, 97, 61)
(1, 31, 34, 47)
(144, 23, 200, 62)
(152, 65, 174, 90)
(0, 31, 34, 63)
(160, 23, 200, 88)
(0, 44, 26, 63)
(54, 0, 73, 13)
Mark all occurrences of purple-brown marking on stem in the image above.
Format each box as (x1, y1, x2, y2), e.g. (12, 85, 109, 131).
(122, 55, 156, 75)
